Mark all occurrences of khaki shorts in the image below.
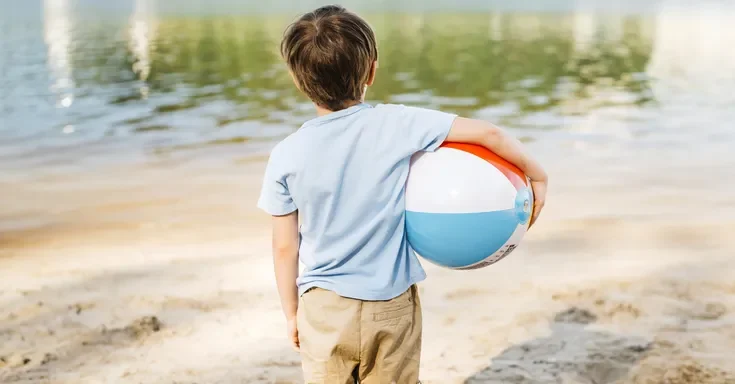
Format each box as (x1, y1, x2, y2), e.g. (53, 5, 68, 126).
(297, 285, 422, 384)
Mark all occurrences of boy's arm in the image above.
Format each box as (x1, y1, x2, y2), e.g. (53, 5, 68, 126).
(257, 145, 300, 350)
(272, 211, 300, 323)
(446, 117, 548, 225)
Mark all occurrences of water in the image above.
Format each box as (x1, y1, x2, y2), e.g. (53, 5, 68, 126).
(2, 0, 735, 240)
(0, 1, 727, 169)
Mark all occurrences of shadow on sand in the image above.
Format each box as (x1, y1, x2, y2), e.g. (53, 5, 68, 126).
(465, 307, 651, 384)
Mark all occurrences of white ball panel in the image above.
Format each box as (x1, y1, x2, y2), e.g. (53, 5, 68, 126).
(406, 147, 517, 213)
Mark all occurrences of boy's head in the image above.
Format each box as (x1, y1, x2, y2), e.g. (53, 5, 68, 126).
(281, 5, 378, 112)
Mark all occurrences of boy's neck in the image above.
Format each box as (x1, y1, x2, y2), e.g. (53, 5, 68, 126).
(315, 100, 363, 117)
(315, 105, 334, 117)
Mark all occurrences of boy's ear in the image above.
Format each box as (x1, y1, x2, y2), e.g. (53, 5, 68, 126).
(366, 60, 378, 86)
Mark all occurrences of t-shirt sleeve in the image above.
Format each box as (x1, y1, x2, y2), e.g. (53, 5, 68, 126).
(395, 105, 458, 152)
(256, 149, 297, 216)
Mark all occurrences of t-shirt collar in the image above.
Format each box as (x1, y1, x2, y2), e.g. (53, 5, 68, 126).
(301, 102, 372, 128)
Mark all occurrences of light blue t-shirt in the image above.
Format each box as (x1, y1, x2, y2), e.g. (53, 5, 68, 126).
(257, 103, 457, 301)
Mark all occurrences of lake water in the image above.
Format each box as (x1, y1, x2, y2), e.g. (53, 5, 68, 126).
(1, 0, 734, 246)
(1, 1, 732, 167)
(2, 2, 734, 239)
(2, 0, 735, 243)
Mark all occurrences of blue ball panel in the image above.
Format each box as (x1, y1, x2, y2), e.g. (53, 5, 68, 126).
(406, 210, 518, 268)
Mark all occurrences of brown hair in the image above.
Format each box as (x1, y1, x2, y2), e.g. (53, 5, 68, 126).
(280, 5, 378, 111)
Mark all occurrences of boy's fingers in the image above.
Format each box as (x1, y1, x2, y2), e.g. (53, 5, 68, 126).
(529, 201, 543, 228)
(291, 328, 300, 351)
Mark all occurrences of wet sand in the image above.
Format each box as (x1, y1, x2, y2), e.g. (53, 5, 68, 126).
(1, 152, 734, 384)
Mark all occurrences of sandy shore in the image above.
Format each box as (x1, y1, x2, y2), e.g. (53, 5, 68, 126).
(2, 155, 735, 383)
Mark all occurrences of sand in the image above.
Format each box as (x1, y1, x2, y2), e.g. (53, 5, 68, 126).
(1, 153, 735, 383)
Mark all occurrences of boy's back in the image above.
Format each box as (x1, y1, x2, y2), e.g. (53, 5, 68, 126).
(258, 103, 456, 301)
(257, 5, 546, 383)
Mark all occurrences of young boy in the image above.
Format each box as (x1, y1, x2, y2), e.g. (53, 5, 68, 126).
(257, 5, 547, 383)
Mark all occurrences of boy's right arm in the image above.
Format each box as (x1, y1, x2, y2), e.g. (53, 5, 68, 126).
(446, 117, 548, 227)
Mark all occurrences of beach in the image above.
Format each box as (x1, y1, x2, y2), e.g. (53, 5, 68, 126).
(2, 147, 734, 383)
(2, 1, 735, 382)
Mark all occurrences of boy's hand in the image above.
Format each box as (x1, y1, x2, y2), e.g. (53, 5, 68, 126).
(287, 316, 300, 352)
(445, 118, 548, 227)
(529, 179, 547, 228)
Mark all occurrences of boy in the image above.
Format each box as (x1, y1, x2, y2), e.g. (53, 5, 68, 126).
(257, 5, 547, 383)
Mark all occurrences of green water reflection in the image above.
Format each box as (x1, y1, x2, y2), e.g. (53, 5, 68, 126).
(68, 13, 654, 134)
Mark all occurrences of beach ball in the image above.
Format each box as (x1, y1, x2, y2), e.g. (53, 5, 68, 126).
(405, 142, 533, 270)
